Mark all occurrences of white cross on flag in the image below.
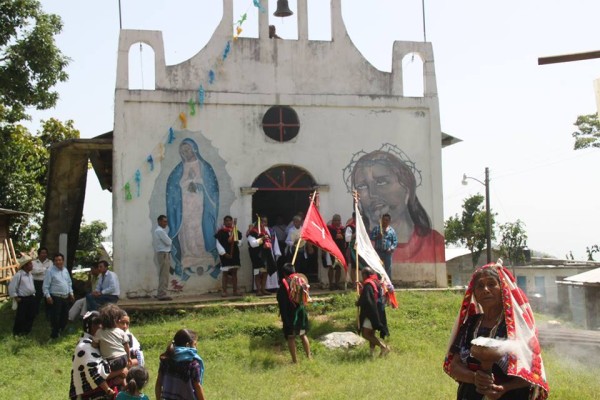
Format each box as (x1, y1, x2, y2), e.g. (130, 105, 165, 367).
(301, 201, 348, 271)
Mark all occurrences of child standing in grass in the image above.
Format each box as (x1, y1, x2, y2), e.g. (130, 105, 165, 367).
(116, 366, 150, 400)
(94, 304, 131, 378)
(155, 329, 205, 400)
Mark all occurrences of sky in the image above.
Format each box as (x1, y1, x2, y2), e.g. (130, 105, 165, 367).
(32, 0, 600, 260)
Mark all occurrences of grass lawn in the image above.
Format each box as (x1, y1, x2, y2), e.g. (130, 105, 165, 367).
(0, 290, 598, 399)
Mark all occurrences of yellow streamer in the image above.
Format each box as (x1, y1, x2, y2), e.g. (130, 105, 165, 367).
(179, 112, 187, 129)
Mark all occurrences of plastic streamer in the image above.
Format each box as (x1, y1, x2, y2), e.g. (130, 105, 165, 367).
(168, 127, 176, 144)
(147, 155, 154, 171)
(237, 12, 248, 25)
(179, 112, 187, 128)
(134, 170, 141, 197)
(198, 85, 205, 108)
(124, 183, 132, 201)
(253, 0, 265, 13)
(223, 41, 231, 60)
(188, 98, 196, 116)
(234, 26, 243, 40)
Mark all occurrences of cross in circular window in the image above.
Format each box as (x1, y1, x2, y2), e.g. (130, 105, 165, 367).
(262, 106, 300, 142)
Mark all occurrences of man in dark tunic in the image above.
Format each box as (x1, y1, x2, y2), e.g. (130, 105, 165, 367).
(215, 215, 242, 297)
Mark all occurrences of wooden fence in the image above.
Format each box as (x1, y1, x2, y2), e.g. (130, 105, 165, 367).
(0, 239, 19, 298)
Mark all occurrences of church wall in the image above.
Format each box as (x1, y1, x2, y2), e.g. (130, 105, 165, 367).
(113, 0, 446, 297)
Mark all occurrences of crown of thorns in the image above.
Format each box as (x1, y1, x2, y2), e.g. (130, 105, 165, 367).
(342, 143, 422, 192)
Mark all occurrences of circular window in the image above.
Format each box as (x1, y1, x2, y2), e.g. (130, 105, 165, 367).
(262, 106, 300, 142)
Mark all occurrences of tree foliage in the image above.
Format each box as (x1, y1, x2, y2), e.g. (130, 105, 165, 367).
(0, 119, 79, 249)
(0, 1, 72, 249)
(572, 113, 600, 150)
(586, 245, 599, 261)
(0, 0, 69, 123)
(498, 220, 528, 266)
(75, 219, 108, 268)
(445, 194, 495, 267)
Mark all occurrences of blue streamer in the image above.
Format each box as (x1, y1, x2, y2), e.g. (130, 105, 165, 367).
(253, 0, 265, 13)
(198, 85, 205, 108)
(223, 41, 231, 60)
(147, 155, 154, 171)
(208, 70, 215, 84)
(168, 127, 176, 144)
(134, 169, 141, 197)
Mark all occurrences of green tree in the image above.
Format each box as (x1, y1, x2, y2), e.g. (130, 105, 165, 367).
(445, 194, 495, 267)
(0, 119, 79, 249)
(572, 113, 600, 150)
(498, 220, 528, 266)
(585, 245, 599, 261)
(0, 1, 71, 249)
(75, 219, 108, 268)
(0, 0, 69, 123)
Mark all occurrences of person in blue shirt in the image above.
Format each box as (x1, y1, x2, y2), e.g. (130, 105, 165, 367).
(370, 213, 398, 279)
(43, 253, 74, 338)
(86, 260, 120, 311)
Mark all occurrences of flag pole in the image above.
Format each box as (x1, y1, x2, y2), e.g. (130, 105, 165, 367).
(292, 190, 317, 266)
(353, 191, 361, 332)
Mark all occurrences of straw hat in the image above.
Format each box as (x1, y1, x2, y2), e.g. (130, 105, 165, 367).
(18, 255, 33, 268)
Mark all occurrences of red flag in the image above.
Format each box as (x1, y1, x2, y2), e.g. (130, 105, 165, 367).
(301, 201, 348, 271)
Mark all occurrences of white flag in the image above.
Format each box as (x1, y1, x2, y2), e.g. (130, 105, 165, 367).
(354, 202, 393, 289)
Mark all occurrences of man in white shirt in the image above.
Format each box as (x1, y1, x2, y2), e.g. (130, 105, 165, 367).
(8, 256, 36, 335)
(153, 214, 173, 301)
(86, 260, 120, 310)
(31, 246, 52, 318)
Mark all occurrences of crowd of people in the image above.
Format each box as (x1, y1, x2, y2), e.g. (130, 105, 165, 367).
(7, 215, 550, 399)
(162, 211, 399, 298)
(8, 250, 120, 339)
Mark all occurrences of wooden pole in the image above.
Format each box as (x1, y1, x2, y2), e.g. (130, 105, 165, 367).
(9, 239, 18, 274)
(292, 190, 317, 266)
(352, 191, 361, 331)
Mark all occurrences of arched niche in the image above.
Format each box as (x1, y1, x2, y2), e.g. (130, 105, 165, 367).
(128, 42, 156, 90)
(402, 52, 424, 97)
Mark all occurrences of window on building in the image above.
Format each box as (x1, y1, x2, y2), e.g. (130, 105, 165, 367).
(516, 276, 527, 293)
(534, 276, 546, 297)
(262, 106, 300, 142)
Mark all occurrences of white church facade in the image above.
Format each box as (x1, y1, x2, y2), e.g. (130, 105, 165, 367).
(112, 0, 447, 298)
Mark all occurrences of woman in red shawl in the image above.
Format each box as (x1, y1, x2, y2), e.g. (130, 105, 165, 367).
(444, 262, 549, 400)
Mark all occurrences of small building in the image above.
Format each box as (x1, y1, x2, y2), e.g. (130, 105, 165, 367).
(558, 268, 600, 330)
(446, 249, 600, 318)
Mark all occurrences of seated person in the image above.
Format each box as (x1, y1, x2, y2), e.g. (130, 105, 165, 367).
(69, 263, 101, 321)
(86, 260, 120, 311)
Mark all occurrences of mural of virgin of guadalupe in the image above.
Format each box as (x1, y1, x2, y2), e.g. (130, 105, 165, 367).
(346, 144, 445, 263)
(166, 138, 220, 285)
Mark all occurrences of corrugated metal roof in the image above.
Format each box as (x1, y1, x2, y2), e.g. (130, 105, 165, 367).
(0, 208, 30, 216)
(445, 247, 474, 261)
(563, 267, 600, 284)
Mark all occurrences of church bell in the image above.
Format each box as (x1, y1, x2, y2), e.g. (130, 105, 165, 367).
(273, 0, 293, 17)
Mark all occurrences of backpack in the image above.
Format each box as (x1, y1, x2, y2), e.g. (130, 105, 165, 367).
(284, 273, 310, 306)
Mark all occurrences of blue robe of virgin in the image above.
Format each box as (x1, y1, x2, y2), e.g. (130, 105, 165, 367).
(166, 138, 220, 281)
